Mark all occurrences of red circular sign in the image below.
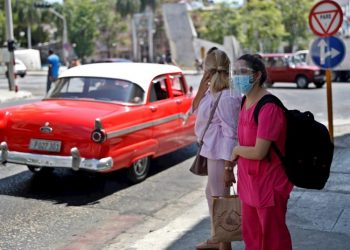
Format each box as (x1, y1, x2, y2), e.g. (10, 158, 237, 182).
(309, 0, 343, 37)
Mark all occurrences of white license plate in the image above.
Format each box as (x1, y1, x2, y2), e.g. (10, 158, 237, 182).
(29, 139, 62, 152)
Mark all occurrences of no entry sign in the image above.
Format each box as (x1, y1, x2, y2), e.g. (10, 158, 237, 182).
(309, 0, 343, 37)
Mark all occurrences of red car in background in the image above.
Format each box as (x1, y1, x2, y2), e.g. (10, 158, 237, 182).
(261, 53, 325, 88)
(0, 63, 196, 183)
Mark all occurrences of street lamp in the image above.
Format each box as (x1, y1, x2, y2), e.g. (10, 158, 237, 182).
(34, 2, 69, 65)
(48, 8, 69, 65)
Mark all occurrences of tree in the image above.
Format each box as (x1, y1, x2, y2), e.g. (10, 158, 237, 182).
(96, 0, 128, 58)
(275, 0, 316, 52)
(116, 0, 160, 17)
(10, 0, 53, 48)
(193, 3, 243, 44)
(0, 2, 6, 46)
(116, 0, 141, 17)
(64, 0, 98, 59)
(239, 0, 287, 52)
(193, 1, 286, 52)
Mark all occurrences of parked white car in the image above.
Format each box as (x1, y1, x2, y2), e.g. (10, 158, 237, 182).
(5, 59, 27, 78)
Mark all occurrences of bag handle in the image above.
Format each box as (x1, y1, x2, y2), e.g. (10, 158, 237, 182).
(199, 91, 223, 145)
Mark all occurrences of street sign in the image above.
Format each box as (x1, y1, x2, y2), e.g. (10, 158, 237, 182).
(309, 0, 343, 37)
(310, 36, 345, 69)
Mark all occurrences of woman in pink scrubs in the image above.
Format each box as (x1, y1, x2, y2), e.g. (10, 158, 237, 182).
(188, 47, 241, 250)
(232, 54, 293, 250)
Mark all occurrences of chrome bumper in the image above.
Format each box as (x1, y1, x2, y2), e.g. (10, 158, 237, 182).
(0, 142, 113, 172)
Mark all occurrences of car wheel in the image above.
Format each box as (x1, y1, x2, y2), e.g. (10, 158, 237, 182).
(27, 165, 54, 175)
(127, 156, 150, 183)
(296, 75, 309, 88)
(314, 81, 325, 88)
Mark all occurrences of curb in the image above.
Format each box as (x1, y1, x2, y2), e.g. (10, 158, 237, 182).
(0, 90, 33, 103)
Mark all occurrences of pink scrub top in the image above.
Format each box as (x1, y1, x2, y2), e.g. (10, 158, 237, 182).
(237, 99, 293, 208)
(195, 89, 241, 161)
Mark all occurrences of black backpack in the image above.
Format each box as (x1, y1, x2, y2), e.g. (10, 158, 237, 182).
(241, 94, 334, 190)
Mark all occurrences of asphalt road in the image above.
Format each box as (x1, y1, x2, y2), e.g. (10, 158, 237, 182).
(0, 73, 350, 249)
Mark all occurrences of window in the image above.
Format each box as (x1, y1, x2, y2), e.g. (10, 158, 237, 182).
(49, 77, 144, 103)
(149, 78, 169, 102)
(170, 75, 186, 96)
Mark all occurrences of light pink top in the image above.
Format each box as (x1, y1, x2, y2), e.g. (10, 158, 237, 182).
(194, 89, 241, 161)
(237, 100, 293, 208)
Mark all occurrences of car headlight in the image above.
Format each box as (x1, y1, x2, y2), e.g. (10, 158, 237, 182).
(314, 70, 320, 75)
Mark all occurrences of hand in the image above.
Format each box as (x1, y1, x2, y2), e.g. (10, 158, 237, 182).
(199, 71, 212, 88)
(224, 161, 236, 187)
(224, 171, 236, 187)
(231, 146, 239, 162)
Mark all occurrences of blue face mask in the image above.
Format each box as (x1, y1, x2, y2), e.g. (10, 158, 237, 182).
(232, 75, 254, 94)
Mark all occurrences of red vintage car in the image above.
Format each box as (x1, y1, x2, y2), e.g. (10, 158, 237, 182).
(0, 63, 196, 183)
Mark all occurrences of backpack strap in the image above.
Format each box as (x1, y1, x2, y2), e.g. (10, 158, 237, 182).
(253, 94, 286, 124)
(253, 94, 287, 162)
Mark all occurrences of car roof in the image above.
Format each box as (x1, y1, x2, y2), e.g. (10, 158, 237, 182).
(59, 63, 183, 92)
(95, 58, 133, 63)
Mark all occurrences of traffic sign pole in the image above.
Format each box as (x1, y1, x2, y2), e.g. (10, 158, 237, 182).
(309, 0, 344, 142)
(326, 69, 334, 141)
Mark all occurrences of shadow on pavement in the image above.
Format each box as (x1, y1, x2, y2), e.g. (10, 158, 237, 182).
(0, 144, 197, 206)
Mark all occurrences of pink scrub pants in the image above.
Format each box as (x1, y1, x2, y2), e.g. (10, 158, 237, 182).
(241, 192, 292, 250)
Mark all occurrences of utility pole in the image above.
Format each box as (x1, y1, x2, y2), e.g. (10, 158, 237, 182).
(34, 2, 69, 65)
(5, 0, 16, 91)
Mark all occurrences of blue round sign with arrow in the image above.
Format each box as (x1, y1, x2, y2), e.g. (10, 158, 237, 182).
(310, 36, 346, 69)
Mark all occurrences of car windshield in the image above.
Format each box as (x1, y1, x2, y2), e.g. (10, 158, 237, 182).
(48, 77, 145, 104)
(288, 54, 306, 65)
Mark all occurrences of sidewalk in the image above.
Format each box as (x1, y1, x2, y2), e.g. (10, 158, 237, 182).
(103, 133, 350, 250)
(0, 89, 33, 103)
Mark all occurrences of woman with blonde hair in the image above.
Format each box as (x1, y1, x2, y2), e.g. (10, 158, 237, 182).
(188, 47, 241, 250)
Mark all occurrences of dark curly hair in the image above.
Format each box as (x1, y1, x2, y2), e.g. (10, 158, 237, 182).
(238, 54, 267, 86)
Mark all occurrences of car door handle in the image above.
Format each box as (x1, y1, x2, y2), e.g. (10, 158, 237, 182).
(149, 106, 158, 112)
(175, 99, 182, 104)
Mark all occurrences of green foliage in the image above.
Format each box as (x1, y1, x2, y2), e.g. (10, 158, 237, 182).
(194, 0, 314, 53)
(96, 1, 128, 57)
(116, 0, 160, 17)
(275, 0, 316, 52)
(12, 0, 43, 48)
(116, 0, 141, 17)
(64, 0, 98, 58)
(194, 3, 242, 44)
(0, 9, 5, 46)
(239, 0, 287, 52)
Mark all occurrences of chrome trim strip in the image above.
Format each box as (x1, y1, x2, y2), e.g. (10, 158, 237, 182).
(0, 142, 113, 172)
(107, 113, 186, 138)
